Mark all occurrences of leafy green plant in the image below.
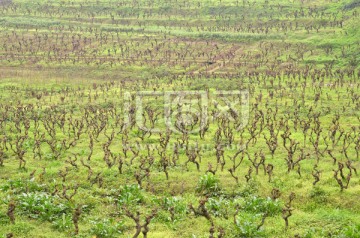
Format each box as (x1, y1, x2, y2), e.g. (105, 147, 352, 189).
(17, 192, 71, 221)
(89, 218, 124, 238)
(0, 179, 46, 194)
(242, 196, 282, 216)
(156, 196, 188, 223)
(51, 213, 72, 232)
(118, 184, 144, 207)
(240, 180, 259, 197)
(338, 224, 360, 238)
(234, 213, 265, 238)
(196, 174, 221, 196)
(303, 228, 316, 238)
(206, 197, 231, 218)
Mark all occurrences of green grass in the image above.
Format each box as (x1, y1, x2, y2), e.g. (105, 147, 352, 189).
(0, 0, 359, 237)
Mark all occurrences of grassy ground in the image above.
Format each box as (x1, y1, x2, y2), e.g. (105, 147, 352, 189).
(0, 0, 360, 238)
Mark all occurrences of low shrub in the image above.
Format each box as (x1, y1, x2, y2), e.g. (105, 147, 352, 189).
(17, 192, 71, 221)
(234, 213, 265, 238)
(242, 196, 282, 216)
(196, 174, 221, 196)
(89, 218, 125, 238)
